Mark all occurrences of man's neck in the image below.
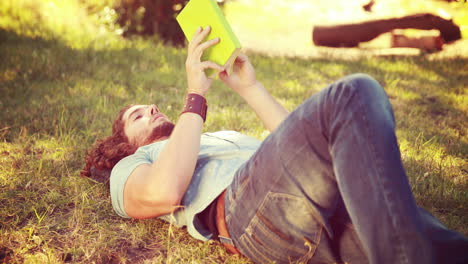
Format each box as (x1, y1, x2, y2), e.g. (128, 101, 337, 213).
(141, 136, 170, 147)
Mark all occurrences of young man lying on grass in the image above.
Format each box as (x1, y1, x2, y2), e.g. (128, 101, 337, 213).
(82, 26, 468, 264)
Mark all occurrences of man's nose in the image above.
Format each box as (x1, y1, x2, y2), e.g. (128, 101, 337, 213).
(149, 104, 159, 115)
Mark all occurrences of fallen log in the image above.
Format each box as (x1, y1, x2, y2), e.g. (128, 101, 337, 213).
(312, 13, 461, 47)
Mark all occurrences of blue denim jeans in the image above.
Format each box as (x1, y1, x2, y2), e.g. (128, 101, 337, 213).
(224, 74, 468, 264)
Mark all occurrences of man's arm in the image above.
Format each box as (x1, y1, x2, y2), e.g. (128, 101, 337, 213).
(236, 81, 289, 132)
(123, 26, 224, 219)
(124, 113, 204, 218)
(219, 54, 289, 132)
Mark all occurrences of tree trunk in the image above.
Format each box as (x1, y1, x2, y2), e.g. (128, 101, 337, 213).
(312, 13, 461, 47)
(116, 0, 188, 46)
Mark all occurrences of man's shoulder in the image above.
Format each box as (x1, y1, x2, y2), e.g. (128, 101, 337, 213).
(110, 147, 155, 179)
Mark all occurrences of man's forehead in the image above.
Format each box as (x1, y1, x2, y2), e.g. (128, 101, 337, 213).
(123, 105, 147, 121)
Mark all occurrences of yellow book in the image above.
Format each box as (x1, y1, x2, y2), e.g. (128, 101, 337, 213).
(176, 0, 241, 78)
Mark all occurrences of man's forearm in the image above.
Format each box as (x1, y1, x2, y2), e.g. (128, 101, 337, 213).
(146, 112, 203, 206)
(239, 82, 289, 132)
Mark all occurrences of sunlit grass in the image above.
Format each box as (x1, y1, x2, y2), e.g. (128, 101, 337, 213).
(0, 0, 467, 263)
(0, 0, 123, 49)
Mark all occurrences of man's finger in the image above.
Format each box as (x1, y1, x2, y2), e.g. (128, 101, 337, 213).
(218, 70, 231, 82)
(194, 37, 220, 59)
(200, 61, 224, 72)
(234, 53, 247, 65)
(189, 26, 211, 51)
(188, 26, 202, 51)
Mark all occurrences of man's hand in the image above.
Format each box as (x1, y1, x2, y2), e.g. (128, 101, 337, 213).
(186, 26, 224, 96)
(219, 53, 289, 132)
(218, 53, 259, 97)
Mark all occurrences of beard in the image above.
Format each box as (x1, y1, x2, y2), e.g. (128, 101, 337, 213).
(143, 120, 175, 145)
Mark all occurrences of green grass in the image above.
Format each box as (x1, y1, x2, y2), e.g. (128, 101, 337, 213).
(1, 0, 467, 263)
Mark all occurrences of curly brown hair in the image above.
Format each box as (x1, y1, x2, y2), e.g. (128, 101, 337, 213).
(81, 105, 138, 182)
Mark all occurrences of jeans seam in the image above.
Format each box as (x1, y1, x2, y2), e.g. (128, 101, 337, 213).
(239, 233, 274, 263)
(291, 227, 323, 264)
(226, 166, 250, 220)
(239, 191, 325, 263)
(279, 143, 336, 238)
(248, 192, 321, 255)
(355, 82, 409, 264)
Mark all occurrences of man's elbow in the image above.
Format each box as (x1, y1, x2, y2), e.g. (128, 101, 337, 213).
(128, 191, 183, 219)
(148, 191, 182, 209)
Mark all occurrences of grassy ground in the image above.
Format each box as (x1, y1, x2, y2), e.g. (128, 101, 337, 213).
(0, 0, 467, 263)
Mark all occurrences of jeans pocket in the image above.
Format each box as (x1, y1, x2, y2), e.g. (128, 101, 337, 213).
(237, 192, 325, 264)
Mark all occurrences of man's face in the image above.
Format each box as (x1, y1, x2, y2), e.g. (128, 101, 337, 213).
(123, 104, 174, 146)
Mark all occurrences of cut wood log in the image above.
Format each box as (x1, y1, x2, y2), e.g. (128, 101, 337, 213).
(391, 32, 444, 51)
(313, 13, 461, 47)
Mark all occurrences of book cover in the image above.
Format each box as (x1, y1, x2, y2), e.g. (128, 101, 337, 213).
(176, 0, 242, 78)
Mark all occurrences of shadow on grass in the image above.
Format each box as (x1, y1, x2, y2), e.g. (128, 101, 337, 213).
(1, 29, 191, 142)
(404, 155, 468, 235)
(395, 94, 468, 160)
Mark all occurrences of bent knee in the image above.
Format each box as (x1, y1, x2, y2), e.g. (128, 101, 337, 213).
(346, 73, 380, 90)
(343, 73, 386, 98)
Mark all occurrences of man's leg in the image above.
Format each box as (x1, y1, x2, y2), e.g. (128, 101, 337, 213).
(419, 208, 468, 264)
(225, 74, 438, 264)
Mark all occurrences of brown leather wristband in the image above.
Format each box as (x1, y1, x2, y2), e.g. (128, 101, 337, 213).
(181, 93, 207, 122)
